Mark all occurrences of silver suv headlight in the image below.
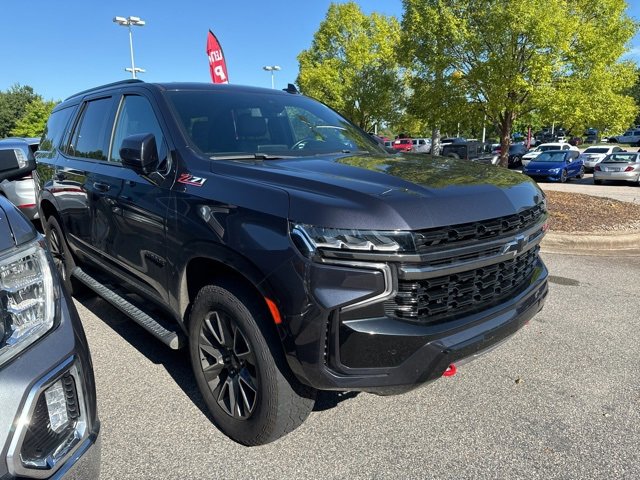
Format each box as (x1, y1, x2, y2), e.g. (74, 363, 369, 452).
(0, 240, 55, 366)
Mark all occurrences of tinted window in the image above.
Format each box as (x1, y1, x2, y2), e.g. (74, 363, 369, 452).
(40, 106, 75, 152)
(111, 95, 167, 163)
(69, 98, 113, 160)
(584, 147, 609, 154)
(165, 90, 383, 157)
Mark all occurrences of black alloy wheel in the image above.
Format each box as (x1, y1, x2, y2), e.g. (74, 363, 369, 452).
(189, 283, 316, 445)
(198, 310, 259, 419)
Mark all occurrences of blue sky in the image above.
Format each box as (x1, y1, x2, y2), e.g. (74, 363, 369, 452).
(1, 0, 639, 101)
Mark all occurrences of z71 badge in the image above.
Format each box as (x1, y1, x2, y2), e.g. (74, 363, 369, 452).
(177, 173, 207, 186)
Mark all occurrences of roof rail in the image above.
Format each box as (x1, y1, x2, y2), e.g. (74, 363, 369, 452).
(64, 79, 144, 101)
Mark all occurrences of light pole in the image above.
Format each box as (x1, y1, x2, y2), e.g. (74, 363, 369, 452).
(113, 16, 146, 79)
(263, 65, 281, 89)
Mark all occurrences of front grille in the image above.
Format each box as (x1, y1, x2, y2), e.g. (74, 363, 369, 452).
(386, 246, 540, 324)
(415, 205, 545, 250)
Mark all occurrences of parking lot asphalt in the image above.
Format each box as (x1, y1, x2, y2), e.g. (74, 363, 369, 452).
(76, 252, 640, 480)
(537, 173, 640, 205)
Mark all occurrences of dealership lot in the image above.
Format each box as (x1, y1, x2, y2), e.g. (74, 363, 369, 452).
(76, 252, 639, 479)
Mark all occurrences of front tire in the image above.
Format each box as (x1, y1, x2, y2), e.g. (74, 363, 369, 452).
(189, 283, 316, 445)
(577, 166, 585, 179)
(560, 169, 568, 183)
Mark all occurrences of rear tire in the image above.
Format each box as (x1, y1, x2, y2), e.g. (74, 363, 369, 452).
(45, 216, 87, 296)
(189, 283, 316, 446)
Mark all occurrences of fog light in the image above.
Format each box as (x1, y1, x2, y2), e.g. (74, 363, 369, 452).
(44, 380, 70, 434)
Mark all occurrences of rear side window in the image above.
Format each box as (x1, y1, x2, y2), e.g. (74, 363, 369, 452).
(40, 106, 75, 153)
(68, 98, 114, 161)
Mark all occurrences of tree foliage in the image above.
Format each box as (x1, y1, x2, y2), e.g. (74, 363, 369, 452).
(402, 0, 638, 166)
(0, 84, 40, 138)
(11, 98, 57, 138)
(297, 2, 403, 132)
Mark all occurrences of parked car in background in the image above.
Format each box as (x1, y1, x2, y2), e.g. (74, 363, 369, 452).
(579, 145, 624, 172)
(392, 138, 413, 152)
(593, 152, 640, 185)
(0, 166, 101, 479)
(608, 129, 640, 146)
(522, 149, 584, 182)
(411, 137, 431, 153)
(521, 142, 577, 167)
(507, 144, 528, 167)
(0, 137, 39, 221)
(441, 140, 486, 161)
(491, 144, 528, 167)
(583, 129, 600, 144)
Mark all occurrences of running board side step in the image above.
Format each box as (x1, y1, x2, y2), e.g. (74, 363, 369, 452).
(71, 267, 185, 350)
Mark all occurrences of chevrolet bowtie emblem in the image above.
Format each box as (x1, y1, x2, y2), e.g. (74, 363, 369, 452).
(502, 234, 527, 256)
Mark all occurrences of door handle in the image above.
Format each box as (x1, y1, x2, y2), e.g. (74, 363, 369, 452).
(93, 182, 111, 192)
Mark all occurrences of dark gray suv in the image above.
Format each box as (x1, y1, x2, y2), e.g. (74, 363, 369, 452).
(0, 166, 100, 478)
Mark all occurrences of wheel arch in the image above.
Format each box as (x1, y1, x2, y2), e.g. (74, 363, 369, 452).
(179, 253, 279, 333)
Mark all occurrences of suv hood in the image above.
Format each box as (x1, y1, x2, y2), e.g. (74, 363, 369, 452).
(211, 153, 544, 231)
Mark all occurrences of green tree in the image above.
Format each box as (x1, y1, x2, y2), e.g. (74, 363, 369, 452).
(297, 2, 403, 132)
(402, 0, 638, 166)
(0, 84, 41, 138)
(10, 98, 57, 138)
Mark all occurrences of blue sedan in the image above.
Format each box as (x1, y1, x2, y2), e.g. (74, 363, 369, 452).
(522, 149, 585, 182)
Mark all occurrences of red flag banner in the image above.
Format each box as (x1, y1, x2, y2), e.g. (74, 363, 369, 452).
(207, 30, 229, 84)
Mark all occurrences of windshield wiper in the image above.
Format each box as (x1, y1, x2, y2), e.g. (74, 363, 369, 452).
(210, 153, 292, 160)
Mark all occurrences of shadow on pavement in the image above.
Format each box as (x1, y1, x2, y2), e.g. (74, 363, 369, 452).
(76, 293, 354, 419)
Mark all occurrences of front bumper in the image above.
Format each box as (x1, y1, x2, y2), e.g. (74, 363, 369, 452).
(0, 289, 101, 479)
(277, 237, 548, 395)
(523, 171, 563, 182)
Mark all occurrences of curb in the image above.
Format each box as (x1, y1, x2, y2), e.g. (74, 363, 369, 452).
(541, 230, 640, 256)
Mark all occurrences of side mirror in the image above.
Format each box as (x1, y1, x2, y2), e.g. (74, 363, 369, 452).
(0, 148, 36, 182)
(120, 133, 159, 175)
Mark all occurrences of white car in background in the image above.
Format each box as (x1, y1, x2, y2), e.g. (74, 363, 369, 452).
(608, 128, 640, 146)
(579, 145, 624, 172)
(521, 142, 578, 167)
(411, 138, 431, 153)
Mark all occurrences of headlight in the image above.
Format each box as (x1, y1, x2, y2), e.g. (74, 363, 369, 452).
(548, 168, 560, 174)
(291, 223, 416, 254)
(0, 240, 55, 366)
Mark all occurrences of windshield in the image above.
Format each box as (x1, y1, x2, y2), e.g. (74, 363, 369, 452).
(165, 89, 384, 158)
(584, 147, 609, 154)
(603, 153, 638, 163)
(534, 152, 567, 162)
(395, 139, 411, 145)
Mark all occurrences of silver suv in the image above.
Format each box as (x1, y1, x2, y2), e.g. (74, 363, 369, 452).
(0, 163, 101, 478)
(0, 138, 39, 221)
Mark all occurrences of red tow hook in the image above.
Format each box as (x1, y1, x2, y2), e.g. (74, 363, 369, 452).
(443, 364, 457, 377)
